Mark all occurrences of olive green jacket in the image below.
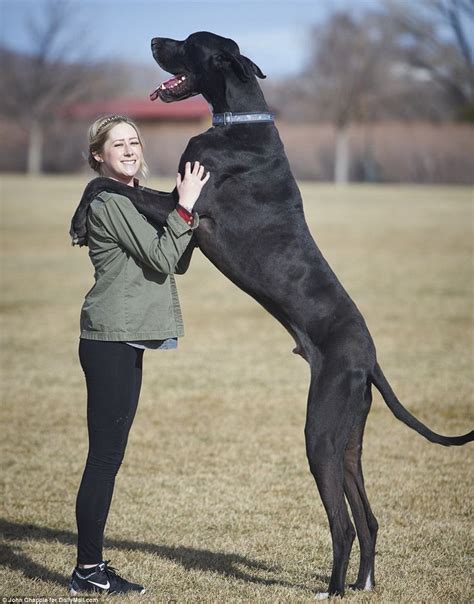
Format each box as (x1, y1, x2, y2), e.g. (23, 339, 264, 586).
(80, 191, 198, 341)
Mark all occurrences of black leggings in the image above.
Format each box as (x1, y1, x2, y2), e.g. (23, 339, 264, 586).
(76, 339, 144, 565)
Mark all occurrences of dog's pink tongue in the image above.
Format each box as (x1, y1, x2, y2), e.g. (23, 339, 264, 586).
(150, 75, 181, 101)
(164, 75, 180, 86)
(150, 88, 161, 101)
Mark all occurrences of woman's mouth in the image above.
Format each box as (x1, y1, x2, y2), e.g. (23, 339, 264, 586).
(120, 159, 138, 172)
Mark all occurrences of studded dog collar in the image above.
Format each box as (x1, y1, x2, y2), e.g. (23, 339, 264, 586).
(212, 111, 274, 126)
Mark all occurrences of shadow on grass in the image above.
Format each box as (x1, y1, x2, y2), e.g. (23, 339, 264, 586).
(0, 518, 328, 591)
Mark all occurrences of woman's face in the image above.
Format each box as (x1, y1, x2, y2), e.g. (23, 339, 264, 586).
(94, 122, 144, 185)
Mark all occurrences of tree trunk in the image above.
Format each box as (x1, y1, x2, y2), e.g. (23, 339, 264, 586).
(334, 124, 350, 184)
(362, 123, 377, 183)
(27, 120, 43, 175)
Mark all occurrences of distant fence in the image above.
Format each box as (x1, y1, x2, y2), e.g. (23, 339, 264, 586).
(277, 121, 474, 184)
(0, 119, 473, 184)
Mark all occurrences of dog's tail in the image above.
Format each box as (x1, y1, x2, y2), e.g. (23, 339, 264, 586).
(371, 363, 473, 446)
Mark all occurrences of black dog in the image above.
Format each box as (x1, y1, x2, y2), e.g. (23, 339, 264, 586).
(70, 32, 473, 598)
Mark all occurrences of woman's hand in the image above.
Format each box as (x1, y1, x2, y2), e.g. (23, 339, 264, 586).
(176, 161, 210, 212)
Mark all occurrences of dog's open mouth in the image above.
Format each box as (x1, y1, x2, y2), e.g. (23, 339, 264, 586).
(150, 74, 195, 102)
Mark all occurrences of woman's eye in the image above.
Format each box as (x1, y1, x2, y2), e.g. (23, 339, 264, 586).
(131, 141, 140, 145)
(114, 143, 123, 147)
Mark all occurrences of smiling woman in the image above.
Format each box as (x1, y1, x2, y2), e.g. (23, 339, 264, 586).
(88, 115, 149, 183)
(68, 113, 210, 596)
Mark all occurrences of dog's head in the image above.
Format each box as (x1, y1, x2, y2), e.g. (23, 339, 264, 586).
(150, 31, 266, 104)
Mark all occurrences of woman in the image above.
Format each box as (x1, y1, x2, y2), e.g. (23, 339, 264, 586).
(69, 114, 209, 595)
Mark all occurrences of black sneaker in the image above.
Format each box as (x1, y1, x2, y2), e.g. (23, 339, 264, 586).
(69, 560, 146, 595)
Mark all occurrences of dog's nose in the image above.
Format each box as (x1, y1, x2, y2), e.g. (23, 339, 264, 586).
(151, 38, 161, 48)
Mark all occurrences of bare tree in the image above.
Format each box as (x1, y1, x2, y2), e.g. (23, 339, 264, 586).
(304, 12, 396, 183)
(290, 6, 469, 183)
(383, 0, 474, 118)
(0, 0, 92, 174)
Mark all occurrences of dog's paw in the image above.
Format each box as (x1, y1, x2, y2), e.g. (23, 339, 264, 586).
(315, 593, 329, 600)
(348, 582, 374, 592)
(349, 572, 374, 592)
(69, 203, 90, 246)
(70, 229, 87, 247)
(69, 215, 88, 246)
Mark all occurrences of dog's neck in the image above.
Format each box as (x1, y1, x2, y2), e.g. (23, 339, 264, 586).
(204, 77, 269, 114)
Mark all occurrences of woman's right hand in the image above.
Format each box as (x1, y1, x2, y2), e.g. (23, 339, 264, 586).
(176, 161, 210, 212)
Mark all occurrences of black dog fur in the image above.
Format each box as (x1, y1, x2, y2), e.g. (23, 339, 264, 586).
(70, 32, 473, 598)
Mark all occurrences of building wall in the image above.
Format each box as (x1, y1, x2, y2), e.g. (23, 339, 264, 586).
(139, 118, 211, 175)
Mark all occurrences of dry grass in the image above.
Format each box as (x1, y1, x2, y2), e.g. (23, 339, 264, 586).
(0, 175, 473, 602)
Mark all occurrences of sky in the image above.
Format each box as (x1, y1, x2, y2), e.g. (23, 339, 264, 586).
(0, 0, 377, 77)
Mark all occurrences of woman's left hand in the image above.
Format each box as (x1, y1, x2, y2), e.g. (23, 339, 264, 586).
(176, 161, 210, 212)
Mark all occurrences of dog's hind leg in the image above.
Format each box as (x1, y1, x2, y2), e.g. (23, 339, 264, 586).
(343, 384, 379, 592)
(305, 366, 365, 598)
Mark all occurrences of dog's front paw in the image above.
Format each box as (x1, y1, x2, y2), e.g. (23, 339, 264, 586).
(69, 223, 88, 246)
(69, 222, 88, 246)
(70, 207, 89, 246)
(70, 231, 87, 247)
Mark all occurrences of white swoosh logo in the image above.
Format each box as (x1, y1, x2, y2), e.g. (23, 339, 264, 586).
(89, 580, 110, 589)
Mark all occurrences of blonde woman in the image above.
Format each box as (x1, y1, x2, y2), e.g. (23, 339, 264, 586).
(70, 114, 209, 595)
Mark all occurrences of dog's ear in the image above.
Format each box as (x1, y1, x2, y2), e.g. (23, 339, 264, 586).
(216, 51, 266, 81)
(241, 55, 266, 79)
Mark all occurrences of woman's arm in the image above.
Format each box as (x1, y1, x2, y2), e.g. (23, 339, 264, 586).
(92, 192, 198, 274)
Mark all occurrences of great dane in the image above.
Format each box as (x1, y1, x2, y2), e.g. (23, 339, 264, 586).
(70, 31, 473, 598)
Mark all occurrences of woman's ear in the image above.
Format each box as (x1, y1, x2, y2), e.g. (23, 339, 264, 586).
(93, 153, 103, 163)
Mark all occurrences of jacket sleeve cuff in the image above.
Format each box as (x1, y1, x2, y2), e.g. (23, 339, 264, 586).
(167, 208, 200, 236)
(176, 204, 194, 225)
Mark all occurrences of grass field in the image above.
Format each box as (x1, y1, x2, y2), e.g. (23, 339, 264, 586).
(1, 175, 473, 603)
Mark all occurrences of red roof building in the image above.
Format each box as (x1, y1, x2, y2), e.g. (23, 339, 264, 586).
(63, 96, 211, 121)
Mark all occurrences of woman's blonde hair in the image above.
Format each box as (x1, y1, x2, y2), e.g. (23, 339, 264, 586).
(87, 114, 149, 179)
